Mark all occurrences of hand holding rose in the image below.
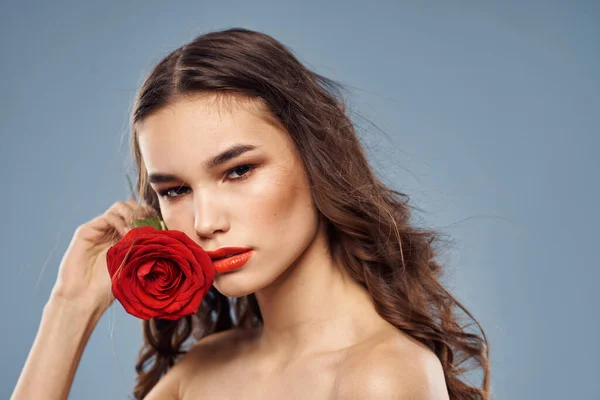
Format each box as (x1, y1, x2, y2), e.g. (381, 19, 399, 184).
(52, 197, 215, 320)
(51, 200, 158, 313)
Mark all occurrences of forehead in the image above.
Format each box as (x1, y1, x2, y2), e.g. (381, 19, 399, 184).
(138, 94, 272, 145)
(136, 94, 287, 169)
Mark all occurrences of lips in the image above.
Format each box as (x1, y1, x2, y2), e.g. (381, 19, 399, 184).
(206, 247, 252, 261)
(205, 247, 253, 273)
(211, 250, 253, 273)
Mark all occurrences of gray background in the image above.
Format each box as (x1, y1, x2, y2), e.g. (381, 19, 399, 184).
(1, 1, 598, 399)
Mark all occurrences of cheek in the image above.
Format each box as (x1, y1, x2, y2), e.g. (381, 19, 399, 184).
(213, 177, 318, 296)
(160, 207, 177, 229)
(244, 167, 318, 245)
(159, 203, 192, 233)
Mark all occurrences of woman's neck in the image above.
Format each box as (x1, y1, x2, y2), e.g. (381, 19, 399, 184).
(254, 232, 389, 362)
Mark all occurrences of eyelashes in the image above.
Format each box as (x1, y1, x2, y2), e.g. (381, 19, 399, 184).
(227, 164, 254, 180)
(156, 163, 257, 200)
(157, 186, 187, 200)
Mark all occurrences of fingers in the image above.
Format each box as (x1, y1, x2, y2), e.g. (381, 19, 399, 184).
(107, 200, 158, 233)
(104, 210, 130, 235)
(73, 200, 160, 247)
(124, 199, 159, 219)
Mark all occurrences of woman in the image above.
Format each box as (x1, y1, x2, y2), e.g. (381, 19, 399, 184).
(12, 28, 489, 399)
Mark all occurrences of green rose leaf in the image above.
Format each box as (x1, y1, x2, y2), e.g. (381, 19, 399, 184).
(126, 172, 168, 230)
(132, 215, 167, 230)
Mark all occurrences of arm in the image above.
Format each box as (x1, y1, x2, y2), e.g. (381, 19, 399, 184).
(11, 296, 104, 400)
(11, 200, 157, 400)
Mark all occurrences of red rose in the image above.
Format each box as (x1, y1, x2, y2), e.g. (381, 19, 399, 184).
(106, 226, 215, 320)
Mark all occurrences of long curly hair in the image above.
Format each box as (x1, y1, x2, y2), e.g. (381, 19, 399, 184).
(128, 27, 490, 399)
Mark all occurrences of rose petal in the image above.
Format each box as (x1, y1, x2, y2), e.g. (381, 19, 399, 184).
(112, 279, 154, 319)
(136, 260, 155, 280)
(130, 275, 179, 311)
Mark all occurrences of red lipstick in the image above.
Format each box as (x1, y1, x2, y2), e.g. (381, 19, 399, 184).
(206, 247, 253, 273)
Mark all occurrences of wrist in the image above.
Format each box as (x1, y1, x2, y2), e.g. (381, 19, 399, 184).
(45, 292, 108, 322)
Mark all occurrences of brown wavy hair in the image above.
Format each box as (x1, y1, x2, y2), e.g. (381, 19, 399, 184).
(128, 27, 490, 399)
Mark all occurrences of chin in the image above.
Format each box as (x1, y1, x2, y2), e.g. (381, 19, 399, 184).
(212, 272, 263, 298)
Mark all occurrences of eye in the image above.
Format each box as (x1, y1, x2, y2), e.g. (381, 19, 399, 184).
(226, 163, 255, 181)
(157, 185, 190, 200)
(156, 164, 256, 201)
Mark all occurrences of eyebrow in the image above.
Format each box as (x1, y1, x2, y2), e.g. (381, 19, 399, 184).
(148, 144, 258, 184)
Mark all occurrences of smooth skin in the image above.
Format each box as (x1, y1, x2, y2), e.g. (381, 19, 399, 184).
(12, 94, 449, 400)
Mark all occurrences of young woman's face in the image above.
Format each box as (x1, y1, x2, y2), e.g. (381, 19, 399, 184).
(136, 94, 320, 297)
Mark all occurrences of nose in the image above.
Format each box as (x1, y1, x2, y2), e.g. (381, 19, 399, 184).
(193, 190, 229, 240)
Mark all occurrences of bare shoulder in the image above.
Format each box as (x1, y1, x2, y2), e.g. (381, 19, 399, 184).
(334, 328, 449, 400)
(143, 327, 257, 400)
